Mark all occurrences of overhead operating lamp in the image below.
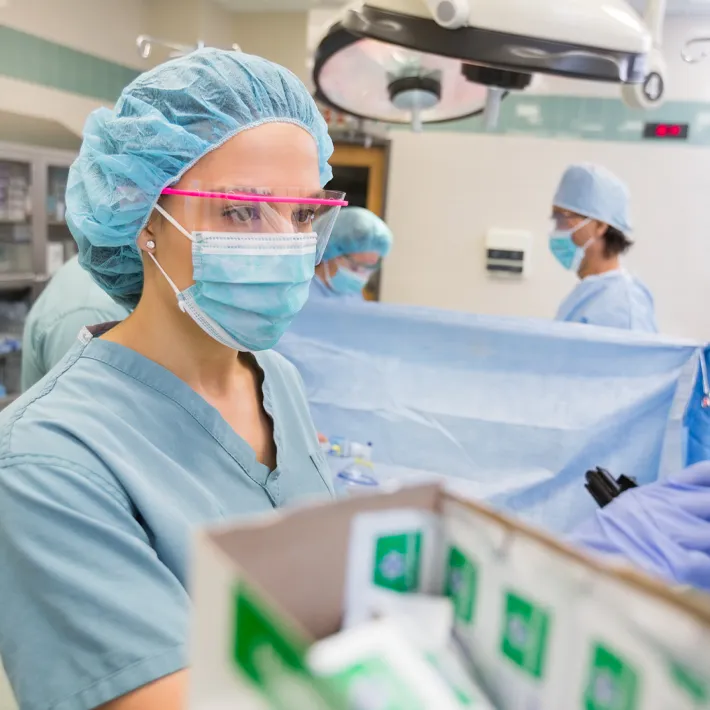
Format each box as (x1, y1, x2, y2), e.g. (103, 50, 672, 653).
(314, 0, 669, 131)
(313, 22, 528, 131)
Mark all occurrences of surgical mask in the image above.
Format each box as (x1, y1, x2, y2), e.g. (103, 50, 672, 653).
(549, 218, 593, 272)
(325, 262, 369, 295)
(151, 204, 316, 351)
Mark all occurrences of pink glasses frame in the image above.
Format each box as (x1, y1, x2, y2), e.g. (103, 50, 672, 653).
(161, 187, 348, 207)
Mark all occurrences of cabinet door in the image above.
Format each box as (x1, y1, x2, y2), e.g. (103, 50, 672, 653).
(46, 164, 74, 276)
(0, 159, 33, 280)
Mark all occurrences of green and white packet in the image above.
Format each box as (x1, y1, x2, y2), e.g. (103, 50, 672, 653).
(561, 577, 710, 710)
(442, 499, 581, 710)
(343, 509, 443, 628)
(308, 619, 495, 710)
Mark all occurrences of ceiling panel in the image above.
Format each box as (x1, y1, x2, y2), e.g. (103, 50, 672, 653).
(217, 0, 710, 17)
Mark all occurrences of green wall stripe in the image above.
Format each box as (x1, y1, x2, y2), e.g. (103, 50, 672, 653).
(0, 26, 139, 102)
(424, 93, 710, 146)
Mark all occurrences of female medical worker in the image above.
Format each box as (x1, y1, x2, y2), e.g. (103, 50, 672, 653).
(0, 50, 345, 710)
(310, 206, 393, 301)
(550, 163, 658, 332)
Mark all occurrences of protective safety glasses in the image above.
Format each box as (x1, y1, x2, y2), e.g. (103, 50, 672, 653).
(161, 186, 348, 263)
(551, 211, 586, 231)
(340, 255, 382, 276)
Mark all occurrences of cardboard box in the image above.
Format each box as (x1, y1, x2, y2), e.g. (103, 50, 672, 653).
(189, 485, 710, 710)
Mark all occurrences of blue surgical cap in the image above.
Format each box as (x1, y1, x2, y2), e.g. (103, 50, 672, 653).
(553, 163, 632, 234)
(323, 207, 394, 261)
(66, 48, 334, 309)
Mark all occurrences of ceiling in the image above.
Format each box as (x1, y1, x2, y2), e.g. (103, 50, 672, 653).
(216, 0, 710, 15)
(631, 0, 710, 15)
(216, 0, 349, 11)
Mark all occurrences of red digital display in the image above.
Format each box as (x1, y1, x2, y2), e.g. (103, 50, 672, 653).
(644, 122, 689, 140)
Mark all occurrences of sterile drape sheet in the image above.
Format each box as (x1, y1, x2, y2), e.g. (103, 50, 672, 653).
(276, 300, 702, 532)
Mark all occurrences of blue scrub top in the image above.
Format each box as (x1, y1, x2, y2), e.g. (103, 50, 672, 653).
(21, 256, 128, 391)
(0, 325, 333, 710)
(556, 269, 658, 333)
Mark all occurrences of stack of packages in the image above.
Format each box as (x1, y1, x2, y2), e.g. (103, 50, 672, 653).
(189, 485, 710, 710)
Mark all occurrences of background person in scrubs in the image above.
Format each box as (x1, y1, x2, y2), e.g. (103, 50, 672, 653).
(550, 163, 658, 332)
(311, 206, 393, 301)
(0, 49, 341, 710)
(21, 255, 128, 390)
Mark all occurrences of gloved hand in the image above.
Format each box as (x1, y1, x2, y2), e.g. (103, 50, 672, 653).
(569, 461, 710, 591)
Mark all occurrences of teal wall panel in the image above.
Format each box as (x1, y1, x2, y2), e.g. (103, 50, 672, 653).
(429, 94, 710, 146)
(0, 26, 139, 102)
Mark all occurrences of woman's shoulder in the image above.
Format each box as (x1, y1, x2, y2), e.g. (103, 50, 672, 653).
(0, 351, 132, 474)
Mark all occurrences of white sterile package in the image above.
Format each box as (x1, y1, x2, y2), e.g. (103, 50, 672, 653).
(308, 619, 496, 710)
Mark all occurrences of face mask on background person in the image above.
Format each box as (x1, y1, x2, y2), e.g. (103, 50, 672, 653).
(325, 262, 370, 295)
(549, 218, 593, 272)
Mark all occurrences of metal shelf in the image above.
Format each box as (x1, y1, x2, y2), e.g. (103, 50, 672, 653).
(0, 272, 40, 290)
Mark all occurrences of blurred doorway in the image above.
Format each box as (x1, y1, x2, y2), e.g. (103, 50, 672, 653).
(328, 141, 389, 300)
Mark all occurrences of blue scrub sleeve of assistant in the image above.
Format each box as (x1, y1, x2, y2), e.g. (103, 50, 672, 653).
(569, 462, 710, 592)
(556, 273, 658, 333)
(0, 455, 189, 710)
(38, 306, 126, 374)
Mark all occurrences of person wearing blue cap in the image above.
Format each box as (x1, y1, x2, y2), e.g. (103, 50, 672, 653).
(0, 49, 345, 710)
(550, 163, 658, 332)
(311, 206, 393, 301)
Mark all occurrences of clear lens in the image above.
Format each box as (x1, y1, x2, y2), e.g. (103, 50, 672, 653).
(551, 212, 583, 231)
(165, 186, 346, 263)
(342, 255, 382, 275)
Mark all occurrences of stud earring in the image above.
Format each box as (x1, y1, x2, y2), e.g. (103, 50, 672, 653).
(146, 240, 156, 250)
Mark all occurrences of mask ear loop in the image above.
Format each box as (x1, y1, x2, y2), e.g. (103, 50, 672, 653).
(323, 259, 335, 290)
(147, 204, 195, 313)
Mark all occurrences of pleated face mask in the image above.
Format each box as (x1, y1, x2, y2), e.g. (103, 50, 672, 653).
(150, 187, 347, 351)
(549, 218, 592, 272)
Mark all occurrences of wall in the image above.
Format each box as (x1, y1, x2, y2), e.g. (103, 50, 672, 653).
(0, 0, 145, 137)
(381, 130, 710, 339)
(233, 12, 310, 83)
(0, 0, 145, 68)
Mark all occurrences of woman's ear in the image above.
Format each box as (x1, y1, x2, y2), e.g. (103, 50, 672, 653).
(137, 229, 156, 254)
(137, 211, 160, 253)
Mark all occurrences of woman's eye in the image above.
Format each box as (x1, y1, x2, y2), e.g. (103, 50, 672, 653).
(223, 205, 258, 223)
(293, 207, 316, 226)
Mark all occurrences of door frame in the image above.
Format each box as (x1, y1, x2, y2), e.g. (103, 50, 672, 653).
(329, 139, 390, 219)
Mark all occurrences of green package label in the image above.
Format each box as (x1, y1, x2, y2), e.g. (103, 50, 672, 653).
(584, 644, 639, 710)
(500, 591, 550, 680)
(670, 661, 708, 704)
(232, 583, 346, 710)
(373, 531, 422, 593)
(445, 546, 478, 624)
(332, 656, 426, 710)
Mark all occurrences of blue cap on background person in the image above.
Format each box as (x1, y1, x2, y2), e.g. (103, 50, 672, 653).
(323, 207, 394, 261)
(66, 48, 334, 310)
(553, 163, 632, 234)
